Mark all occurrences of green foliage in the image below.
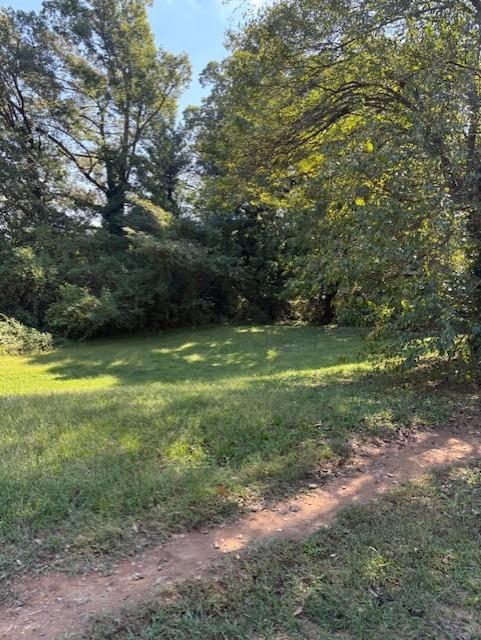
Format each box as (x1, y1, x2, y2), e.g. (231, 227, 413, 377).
(186, 0, 481, 370)
(0, 315, 52, 354)
(46, 285, 120, 339)
(0, 244, 51, 326)
(0, 0, 284, 338)
(4, 0, 481, 369)
(40, 0, 191, 233)
(199, 206, 290, 322)
(39, 231, 236, 339)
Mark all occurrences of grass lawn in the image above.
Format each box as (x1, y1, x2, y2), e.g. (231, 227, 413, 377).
(0, 325, 470, 590)
(87, 463, 481, 640)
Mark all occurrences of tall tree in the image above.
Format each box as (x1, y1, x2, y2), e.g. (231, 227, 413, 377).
(0, 9, 67, 242)
(38, 0, 190, 233)
(195, 0, 481, 365)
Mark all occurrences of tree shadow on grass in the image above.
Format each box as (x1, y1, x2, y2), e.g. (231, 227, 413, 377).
(25, 325, 367, 388)
(0, 360, 462, 581)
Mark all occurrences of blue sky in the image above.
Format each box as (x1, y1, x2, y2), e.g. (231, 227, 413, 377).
(0, 0, 262, 111)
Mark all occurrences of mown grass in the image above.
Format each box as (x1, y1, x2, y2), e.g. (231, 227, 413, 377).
(0, 325, 469, 590)
(86, 464, 481, 640)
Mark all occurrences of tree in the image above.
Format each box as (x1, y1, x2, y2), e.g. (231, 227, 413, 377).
(38, 0, 190, 233)
(0, 9, 68, 243)
(192, 0, 481, 367)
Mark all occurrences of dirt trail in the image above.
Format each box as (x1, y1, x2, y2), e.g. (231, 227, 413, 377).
(2, 422, 481, 640)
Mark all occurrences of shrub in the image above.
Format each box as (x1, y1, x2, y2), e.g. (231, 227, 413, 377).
(0, 315, 53, 355)
(46, 285, 120, 339)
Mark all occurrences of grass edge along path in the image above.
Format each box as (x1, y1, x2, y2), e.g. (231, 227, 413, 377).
(85, 457, 481, 640)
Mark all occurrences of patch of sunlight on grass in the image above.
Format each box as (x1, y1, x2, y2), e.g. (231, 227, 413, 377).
(118, 433, 141, 453)
(174, 342, 198, 352)
(165, 438, 207, 464)
(362, 551, 393, 582)
(0, 355, 118, 396)
(183, 354, 205, 363)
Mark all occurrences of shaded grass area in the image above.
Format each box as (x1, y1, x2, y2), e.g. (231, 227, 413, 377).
(0, 325, 472, 589)
(87, 464, 481, 640)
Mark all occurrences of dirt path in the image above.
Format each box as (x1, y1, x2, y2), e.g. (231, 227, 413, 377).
(2, 421, 481, 640)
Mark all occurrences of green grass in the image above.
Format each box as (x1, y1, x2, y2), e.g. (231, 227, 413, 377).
(0, 325, 468, 590)
(85, 463, 481, 640)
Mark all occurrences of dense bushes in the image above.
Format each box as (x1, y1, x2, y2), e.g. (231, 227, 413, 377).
(0, 220, 261, 340)
(0, 315, 53, 354)
(0, 198, 339, 342)
(46, 285, 120, 339)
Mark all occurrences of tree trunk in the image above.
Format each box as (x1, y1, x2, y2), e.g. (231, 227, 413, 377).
(466, 3, 481, 364)
(103, 184, 127, 235)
